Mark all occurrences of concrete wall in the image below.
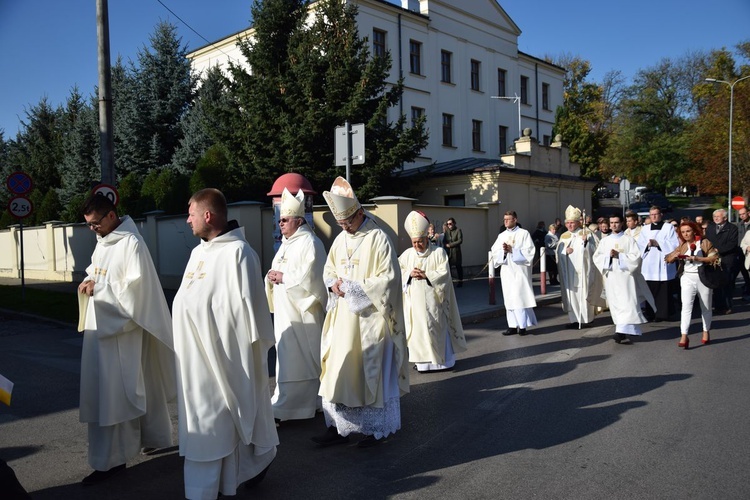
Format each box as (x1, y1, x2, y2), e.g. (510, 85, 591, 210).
(0, 198, 499, 288)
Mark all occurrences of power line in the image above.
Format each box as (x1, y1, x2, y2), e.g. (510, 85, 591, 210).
(156, 0, 242, 65)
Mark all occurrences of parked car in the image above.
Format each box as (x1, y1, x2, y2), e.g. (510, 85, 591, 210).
(628, 201, 651, 216)
(641, 193, 673, 212)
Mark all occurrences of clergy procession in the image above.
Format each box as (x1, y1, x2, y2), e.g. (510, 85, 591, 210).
(69, 176, 746, 499)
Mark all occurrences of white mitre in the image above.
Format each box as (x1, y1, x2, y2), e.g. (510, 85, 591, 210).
(565, 205, 582, 222)
(280, 187, 305, 217)
(404, 210, 430, 238)
(323, 176, 361, 220)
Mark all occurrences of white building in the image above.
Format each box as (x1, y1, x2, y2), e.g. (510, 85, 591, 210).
(187, 0, 565, 171)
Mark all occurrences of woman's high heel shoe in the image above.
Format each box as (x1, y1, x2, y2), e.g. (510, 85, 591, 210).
(678, 337, 689, 349)
(702, 332, 710, 345)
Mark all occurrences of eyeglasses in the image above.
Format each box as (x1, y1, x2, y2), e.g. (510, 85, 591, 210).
(279, 218, 293, 224)
(86, 211, 112, 228)
(336, 213, 358, 228)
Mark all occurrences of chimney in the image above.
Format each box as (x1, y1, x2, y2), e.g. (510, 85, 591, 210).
(401, 0, 420, 12)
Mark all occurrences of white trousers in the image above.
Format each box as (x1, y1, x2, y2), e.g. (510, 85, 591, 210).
(680, 272, 712, 335)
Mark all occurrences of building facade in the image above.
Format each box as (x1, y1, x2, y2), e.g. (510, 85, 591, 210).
(187, 0, 565, 171)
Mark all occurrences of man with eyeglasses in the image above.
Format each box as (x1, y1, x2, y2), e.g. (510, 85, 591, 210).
(265, 188, 327, 422)
(77, 194, 175, 485)
(636, 206, 679, 321)
(312, 177, 409, 448)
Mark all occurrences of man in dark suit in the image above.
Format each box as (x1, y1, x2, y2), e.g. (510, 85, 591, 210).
(705, 209, 738, 314)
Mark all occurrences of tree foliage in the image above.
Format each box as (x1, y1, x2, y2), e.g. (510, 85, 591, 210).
(211, 0, 428, 201)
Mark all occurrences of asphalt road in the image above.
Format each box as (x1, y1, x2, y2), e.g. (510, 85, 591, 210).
(2, 293, 750, 499)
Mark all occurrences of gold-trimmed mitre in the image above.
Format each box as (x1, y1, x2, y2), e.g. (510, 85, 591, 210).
(404, 210, 430, 238)
(565, 205, 582, 222)
(280, 187, 305, 218)
(323, 176, 361, 220)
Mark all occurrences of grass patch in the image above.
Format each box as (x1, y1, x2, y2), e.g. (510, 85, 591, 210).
(0, 285, 78, 324)
(666, 196, 692, 209)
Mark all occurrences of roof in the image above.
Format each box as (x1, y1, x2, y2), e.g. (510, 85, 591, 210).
(399, 157, 592, 183)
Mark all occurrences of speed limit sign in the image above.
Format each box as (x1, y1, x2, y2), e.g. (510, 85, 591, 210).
(8, 196, 33, 219)
(92, 183, 119, 206)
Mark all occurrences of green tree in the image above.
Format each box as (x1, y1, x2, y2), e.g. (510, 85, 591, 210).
(116, 22, 196, 179)
(550, 55, 610, 178)
(603, 58, 696, 192)
(58, 87, 100, 220)
(10, 98, 64, 194)
(215, 0, 427, 201)
(689, 44, 750, 197)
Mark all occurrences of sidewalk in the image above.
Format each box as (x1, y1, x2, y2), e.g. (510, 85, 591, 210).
(0, 274, 561, 325)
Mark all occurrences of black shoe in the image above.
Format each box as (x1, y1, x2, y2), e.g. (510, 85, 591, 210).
(518, 328, 528, 336)
(311, 427, 349, 447)
(613, 333, 625, 344)
(357, 435, 383, 448)
(82, 464, 126, 485)
(245, 460, 273, 489)
(502, 328, 518, 336)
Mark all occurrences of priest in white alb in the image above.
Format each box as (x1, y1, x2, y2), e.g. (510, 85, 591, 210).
(78, 194, 175, 486)
(312, 177, 410, 448)
(593, 214, 655, 343)
(399, 210, 466, 372)
(636, 206, 678, 321)
(173, 189, 278, 500)
(265, 188, 327, 421)
(490, 210, 538, 335)
(556, 205, 605, 328)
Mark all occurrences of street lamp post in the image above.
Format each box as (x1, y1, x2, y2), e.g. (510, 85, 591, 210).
(705, 74, 750, 222)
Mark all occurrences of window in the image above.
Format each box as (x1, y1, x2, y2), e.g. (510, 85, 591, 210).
(472, 120, 482, 151)
(442, 113, 454, 146)
(409, 40, 422, 75)
(471, 59, 481, 91)
(542, 83, 550, 110)
(498, 125, 508, 155)
(441, 50, 452, 83)
(520, 76, 529, 104)
(444, 194, 465, 207)
(411, 107, 425, 128)
(373, 29, 386, 58)
(497, 68, 506, 96)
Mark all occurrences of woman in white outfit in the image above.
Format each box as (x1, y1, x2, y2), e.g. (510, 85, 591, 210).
(665, 221, 719, 349)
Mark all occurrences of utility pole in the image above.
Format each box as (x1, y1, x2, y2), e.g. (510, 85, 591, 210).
(96, 0, 116, 185)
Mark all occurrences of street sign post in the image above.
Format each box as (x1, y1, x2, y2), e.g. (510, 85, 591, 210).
(335, 122, 365, 182)
(5, 171, 33, 300)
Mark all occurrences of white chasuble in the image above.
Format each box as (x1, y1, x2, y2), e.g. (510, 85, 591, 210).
(173, 228, 278, 463)
(593, 232, 655, 329)
(555, 228, 605, 324)
(398, 245, 466, 365)
(319, 217, 409, 437)
(79, 216, 175, 451)
(265, 224, 327, 420)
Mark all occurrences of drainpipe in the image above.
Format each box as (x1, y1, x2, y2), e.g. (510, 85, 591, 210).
(535, 63, 540, 141)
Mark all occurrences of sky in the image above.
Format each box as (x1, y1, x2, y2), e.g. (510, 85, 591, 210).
(1, 0, 748, 138)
